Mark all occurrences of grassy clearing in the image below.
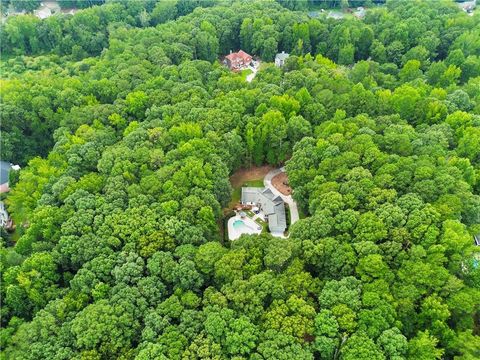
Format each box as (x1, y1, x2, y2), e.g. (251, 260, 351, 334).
(244, 179, 264, 187)
(229, 166, 273, 188)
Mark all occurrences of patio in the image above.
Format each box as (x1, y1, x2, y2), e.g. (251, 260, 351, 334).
(227, 211, 262, 240)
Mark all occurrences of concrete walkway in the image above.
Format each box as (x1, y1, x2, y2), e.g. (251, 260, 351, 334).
(245, 61, 260, 83)
(263, 167, 300, 226)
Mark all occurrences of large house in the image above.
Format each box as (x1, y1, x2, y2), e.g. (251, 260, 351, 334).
(275, 51, 289, 67)
(241, 187, 287, 235)
(224, 50, 252, 71)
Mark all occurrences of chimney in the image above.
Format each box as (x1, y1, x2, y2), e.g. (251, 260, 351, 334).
(230, 50, 232, 54)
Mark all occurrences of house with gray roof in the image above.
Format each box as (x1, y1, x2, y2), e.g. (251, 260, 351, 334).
(0, 161, 20, 193)
(275, 51, 289, 67)
(241, 187, 287, 234)
(0, 161, 11, 184)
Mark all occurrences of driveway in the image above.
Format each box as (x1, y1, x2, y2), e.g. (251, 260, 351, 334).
(264, 167, 300, 226)
(246, 61, 260, 82)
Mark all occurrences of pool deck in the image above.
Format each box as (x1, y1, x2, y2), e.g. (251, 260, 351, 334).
(227, 212, 262, 240)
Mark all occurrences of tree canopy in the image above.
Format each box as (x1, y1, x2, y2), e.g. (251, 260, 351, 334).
(1, 0, 479, 359)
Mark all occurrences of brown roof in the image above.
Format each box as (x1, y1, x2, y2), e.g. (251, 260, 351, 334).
(237, 50, 251, 59)
(225, 50, 252, 62)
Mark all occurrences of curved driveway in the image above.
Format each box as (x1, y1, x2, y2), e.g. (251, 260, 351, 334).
(263, 167, 300, 226)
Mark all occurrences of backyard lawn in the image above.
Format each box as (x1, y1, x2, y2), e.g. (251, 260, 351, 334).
(255, 216, 269, 232)
(239, 69, 253, 81)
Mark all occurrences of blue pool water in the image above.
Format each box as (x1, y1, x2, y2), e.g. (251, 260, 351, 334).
(233, 219, 253, 231)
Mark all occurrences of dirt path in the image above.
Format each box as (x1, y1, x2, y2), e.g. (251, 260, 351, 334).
(229, 165, 274, 188)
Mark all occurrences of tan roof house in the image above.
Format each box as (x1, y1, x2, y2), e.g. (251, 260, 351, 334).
(224, 50, 253, 71)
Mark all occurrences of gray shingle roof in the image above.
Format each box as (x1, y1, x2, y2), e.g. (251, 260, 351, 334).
(275, 52, 289, 61)
(241, 187, 286, 233)
(0, 161, 11, 185)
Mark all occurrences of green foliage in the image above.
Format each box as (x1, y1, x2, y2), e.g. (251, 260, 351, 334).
(1, 1, 480, 359)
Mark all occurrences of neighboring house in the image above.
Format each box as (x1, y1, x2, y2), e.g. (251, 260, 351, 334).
(275, 51, 289, 67)
(457, 0, 476, 14)
(0, 161, 20, 193)
(224, 50, 252, 71)
(354, 6, 366, 19)
(34, 6, 52, 19)
(241, 187, 287, 234)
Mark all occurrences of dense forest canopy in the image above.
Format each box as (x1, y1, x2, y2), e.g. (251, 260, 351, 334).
(0, 0, 479, 359)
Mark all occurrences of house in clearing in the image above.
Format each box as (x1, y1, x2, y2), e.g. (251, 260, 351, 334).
(224, 50, 253, 71)
(241, 187, 287, 235)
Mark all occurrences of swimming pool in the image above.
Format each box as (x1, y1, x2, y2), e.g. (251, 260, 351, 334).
(228, 216, 263, 240)
(233, 219, 254, 231)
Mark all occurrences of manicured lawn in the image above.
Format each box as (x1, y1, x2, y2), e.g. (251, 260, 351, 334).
(255, 217, 269, 232)
(252, 213, 268, 232)
(244, 179, 264, 187)
(245, 209, 255, 217)
(239, 69, 253, 81)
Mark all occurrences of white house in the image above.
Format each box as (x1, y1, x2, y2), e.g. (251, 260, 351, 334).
(275, 51, 289, 67)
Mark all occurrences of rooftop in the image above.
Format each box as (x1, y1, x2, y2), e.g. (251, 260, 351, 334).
(225, 50, 252, 62)
(0, 161, 11, 185)
(276, 51, 289, 61)
(241, 187, 286, 233)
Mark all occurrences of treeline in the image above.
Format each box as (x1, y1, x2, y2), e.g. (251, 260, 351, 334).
(0, 0, 479, 359)
(276, 0, 387, 11)
(2, 0, 479, 165)
(0, 0, 218, 57)
(1, 0, 105, 12)
(3, 0, 478, 64)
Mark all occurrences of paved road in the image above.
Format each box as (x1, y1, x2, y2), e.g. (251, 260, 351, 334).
(264, 167, 300, 226)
